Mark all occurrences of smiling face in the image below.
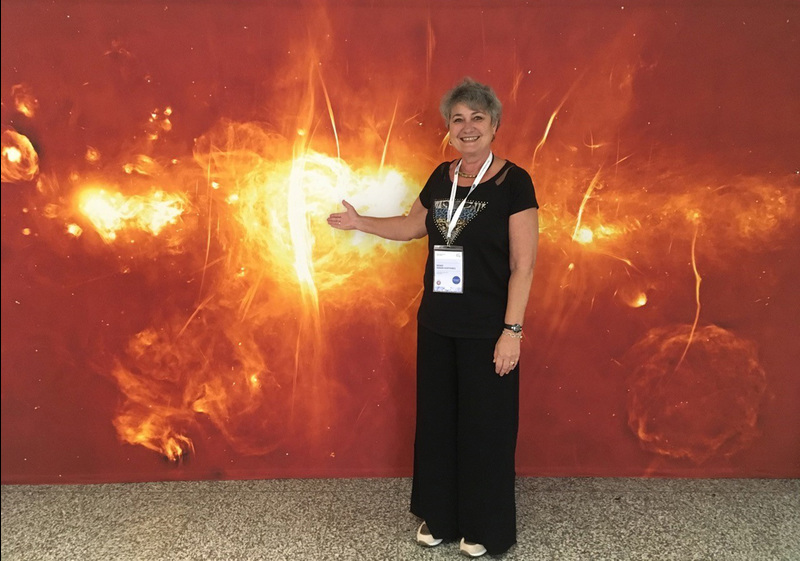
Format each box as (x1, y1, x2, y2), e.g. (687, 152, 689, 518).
(448, 102, 497, 160)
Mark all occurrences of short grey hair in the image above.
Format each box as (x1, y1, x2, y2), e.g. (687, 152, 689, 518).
(440, 78, 502, 129)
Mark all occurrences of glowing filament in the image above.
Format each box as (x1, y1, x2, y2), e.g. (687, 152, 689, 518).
(287, 156, 319, 308)
(572, 169, 602, 242)
(676, 218, 703, 370)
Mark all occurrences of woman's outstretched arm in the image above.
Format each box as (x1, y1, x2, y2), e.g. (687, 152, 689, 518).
(327, 198, 428, 241)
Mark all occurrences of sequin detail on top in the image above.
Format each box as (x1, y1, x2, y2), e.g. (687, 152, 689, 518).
(433, 198, 488, 244)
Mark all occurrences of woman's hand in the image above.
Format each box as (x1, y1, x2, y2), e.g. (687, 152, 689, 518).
(326, 198, 426, 241)
(327, 200, 360, 230)
(493, 332, 521, 376)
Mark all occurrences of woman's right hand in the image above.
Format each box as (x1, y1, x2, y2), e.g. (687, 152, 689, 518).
(327, 200, 359, 230)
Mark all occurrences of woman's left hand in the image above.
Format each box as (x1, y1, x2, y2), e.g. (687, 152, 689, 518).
(493, 333, 521, 376)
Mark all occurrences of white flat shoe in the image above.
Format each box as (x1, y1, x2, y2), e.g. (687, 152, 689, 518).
(416, 522, 443, 547)
(460, 537, 487, 557)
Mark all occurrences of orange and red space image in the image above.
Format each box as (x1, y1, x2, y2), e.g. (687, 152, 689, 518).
(2, 1, 798, 483)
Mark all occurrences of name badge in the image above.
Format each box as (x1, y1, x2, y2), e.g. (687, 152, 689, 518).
(433, 245, 464, 293)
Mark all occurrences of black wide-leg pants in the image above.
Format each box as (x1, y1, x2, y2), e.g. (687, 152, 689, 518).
(410, 324, 520, 555)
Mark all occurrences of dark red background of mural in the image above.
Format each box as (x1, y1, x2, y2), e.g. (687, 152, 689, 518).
(2, 1, 798, 484)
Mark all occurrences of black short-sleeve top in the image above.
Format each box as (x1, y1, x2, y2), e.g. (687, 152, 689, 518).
(417, 159, 538, 338)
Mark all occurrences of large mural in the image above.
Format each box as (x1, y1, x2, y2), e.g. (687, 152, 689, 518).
(2, 1, 798, 484)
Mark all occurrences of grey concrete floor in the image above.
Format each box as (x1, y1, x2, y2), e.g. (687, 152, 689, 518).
(2, 477, 798, 560)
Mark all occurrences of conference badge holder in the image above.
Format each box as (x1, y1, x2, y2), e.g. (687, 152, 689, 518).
(433, 245, 463, 293)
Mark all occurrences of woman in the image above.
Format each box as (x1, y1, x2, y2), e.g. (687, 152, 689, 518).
(328, 78, 539, 557)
